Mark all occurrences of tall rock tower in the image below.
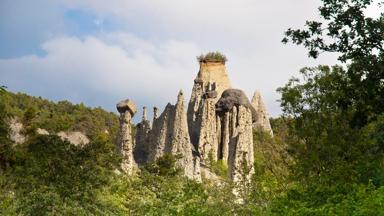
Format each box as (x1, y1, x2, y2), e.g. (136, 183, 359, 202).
(216, 89, 255, 183)
(187, 53, 231, 149)
(116, 99, 137, 175)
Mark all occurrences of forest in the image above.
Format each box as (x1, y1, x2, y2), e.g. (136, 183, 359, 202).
(1, 0, 384, 215)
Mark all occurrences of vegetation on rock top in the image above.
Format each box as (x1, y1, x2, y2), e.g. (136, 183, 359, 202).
(197, 51, 228, 63)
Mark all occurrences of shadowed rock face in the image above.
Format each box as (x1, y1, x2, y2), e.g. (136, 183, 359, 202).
(215, 89, 258, 122)
(134, 120, 151, 165)
(134, 106, 152, 165)
(203, 90, 218, 99)
(144, 91, 201, 181)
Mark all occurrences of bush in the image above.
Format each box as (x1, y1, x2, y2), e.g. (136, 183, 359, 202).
(197, 52, 227, 63)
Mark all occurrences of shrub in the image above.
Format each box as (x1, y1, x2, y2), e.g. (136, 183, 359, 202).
(197, 52, 227, 63)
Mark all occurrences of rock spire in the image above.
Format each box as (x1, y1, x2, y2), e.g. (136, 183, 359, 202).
(116, 99, 137, 175)
(187, 61, 231, 149)
(251, 90, 273, 136)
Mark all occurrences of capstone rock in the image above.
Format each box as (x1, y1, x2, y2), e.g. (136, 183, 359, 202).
(117, 99, 137, 116)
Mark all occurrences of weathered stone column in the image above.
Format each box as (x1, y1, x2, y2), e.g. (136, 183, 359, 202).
(187, 61, 232, 148)
(116, 99, 137, 175)
(227, 106, 255, 183)
(198, 91, 219, 163)
(153, 106, 158, 121)
(216, 89, 255, 183)
(142, 106, 148, 121)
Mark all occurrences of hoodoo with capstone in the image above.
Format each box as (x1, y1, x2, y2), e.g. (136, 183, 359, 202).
(116, 99, 137, 175)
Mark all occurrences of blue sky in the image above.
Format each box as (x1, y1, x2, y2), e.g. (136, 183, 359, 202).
(1, 0, 382, 121)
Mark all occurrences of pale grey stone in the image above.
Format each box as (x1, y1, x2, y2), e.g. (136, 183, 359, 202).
(8, 117, 25, 144)
(187, 62, 231, 148)
(116, 99, 137, 175)
(57, 131, 89, 146)
(251, 90, 273, 136)
(116, 99, 137, 116)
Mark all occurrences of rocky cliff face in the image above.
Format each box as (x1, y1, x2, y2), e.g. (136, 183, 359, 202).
(132, 92, 201, 181)
(251, 90, 273, 136)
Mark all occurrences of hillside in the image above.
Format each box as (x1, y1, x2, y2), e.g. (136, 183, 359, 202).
(0, 88, 292, 215)
(2, 91, 119, 141)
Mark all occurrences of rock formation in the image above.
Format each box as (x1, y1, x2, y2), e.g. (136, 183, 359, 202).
(170, 91, 200, 180)
(132, 91, 201, 181)
(57, 131, 89, 146)
(134, 107, 151, 165)
(36, 128, 49, 135)
(216, 89, 255, 183)
(116, 99, 137, 175)
(147, 103, 175, 161)
(116, 53, 271, 184)
(251, 90, 273, 136)
(187, 61, 231, 148)
(8, 117, 25, 144)
(197, 91, 219, 163)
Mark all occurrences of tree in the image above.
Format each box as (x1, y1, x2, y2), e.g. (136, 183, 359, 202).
(283, 0, 384, 126)
(273, 0, 384, 213)
(0, 88, 13, 172)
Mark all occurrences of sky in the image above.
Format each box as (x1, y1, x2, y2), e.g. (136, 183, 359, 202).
(0, 0, 382, 122)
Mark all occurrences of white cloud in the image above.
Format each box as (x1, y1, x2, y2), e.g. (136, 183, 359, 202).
(5, 0, 380, 117)
(52, 0, 342, 116)
(0, 34, 202, 120)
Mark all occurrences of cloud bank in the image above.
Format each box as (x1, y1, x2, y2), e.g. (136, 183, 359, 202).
(3, 0, 380, 119)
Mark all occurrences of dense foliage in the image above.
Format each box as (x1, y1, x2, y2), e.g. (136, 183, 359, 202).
(273, 0, 384, 214)
(1, 91, 119, 140)
(0, 88, 288, 215)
